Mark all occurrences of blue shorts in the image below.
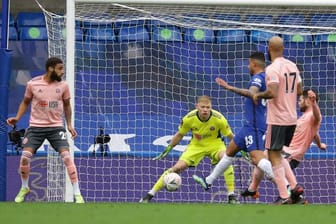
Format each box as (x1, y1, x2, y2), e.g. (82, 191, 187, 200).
(233, 125, 266, 153)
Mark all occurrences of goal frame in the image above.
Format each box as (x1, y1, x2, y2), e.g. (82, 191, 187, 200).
(64, 0, 336, 203)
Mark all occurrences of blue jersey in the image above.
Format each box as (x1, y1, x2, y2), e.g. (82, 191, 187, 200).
(243, 72, 267, 131)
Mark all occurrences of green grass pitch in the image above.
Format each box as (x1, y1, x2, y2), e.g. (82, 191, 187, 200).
(1, 202, 335, 224)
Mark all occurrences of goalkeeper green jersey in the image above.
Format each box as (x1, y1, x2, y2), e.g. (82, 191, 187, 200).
(178, 109, 232, 147)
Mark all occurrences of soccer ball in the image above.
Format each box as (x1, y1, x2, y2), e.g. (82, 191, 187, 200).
(163, 172, 182, 192)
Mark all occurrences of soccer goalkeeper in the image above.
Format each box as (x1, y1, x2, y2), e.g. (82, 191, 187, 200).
(140, 95, 237, 203)
(192, 52, 274, 197)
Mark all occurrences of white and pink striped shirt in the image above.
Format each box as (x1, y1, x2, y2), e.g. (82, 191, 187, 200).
(25, 76, 70, 127)
(265, 57, 302, 125)
(283, 108, 322, 161)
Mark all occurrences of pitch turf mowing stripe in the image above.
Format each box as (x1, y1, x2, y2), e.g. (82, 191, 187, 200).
(0, 203, 335, 224)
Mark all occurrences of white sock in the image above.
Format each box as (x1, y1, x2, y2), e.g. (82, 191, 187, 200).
(227, 191, 235, 196)
(206, 155, 234, 185)
(73, 182, 81, 195)
(148, 190, 157, 196)
(22, 179, 29, 188)
(257, 158, 274, 180)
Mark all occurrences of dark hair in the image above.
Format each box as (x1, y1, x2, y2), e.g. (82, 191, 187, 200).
(302, 89, 319, 102)
(250, 51, 265, 67)
(250, 51, 265, 62)
(45, 57, 63, 71)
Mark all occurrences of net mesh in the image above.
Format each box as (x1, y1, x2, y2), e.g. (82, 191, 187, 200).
(42, 2, 336, 203)
(46, 145, 65, 202)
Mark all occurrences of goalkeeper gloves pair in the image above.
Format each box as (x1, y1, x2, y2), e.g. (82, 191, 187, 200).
(152, 145, 173, 160)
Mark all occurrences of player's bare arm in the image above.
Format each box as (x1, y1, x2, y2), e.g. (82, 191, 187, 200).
(226, 132, 234, 142)
(297, 81, 303, 96)
(308, 90, 322, 125)
(168, 131, 184, 148)
(152, 131, 184, 161)
(253, 83, 278, 104)
(314, 132, 326, 150)
(216, 77, 259, 99)
(63, 98, 77, 138)
(7, 96, 31, 126)
(215, 77, 232, 90)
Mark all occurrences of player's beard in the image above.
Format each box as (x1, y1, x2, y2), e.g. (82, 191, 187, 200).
(267, 50, 272, 62)
(50, 71, 62, 82)
(249, 69, 253, 76)
(300, 104, 307, 112)
(267, 50, 272, 61)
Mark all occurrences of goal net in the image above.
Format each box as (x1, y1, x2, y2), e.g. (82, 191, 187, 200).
(47, 145, 66, 202)
(41, 0, 336, 203)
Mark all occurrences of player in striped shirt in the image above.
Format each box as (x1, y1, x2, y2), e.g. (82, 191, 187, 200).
(253, 36, 303, 204)
(7, 57, 84, 203)
(282, 90, 326, 168)
(242, 89, 326, 204)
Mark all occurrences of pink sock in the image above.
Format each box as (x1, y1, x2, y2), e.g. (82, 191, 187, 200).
(282, 158, 297, 189)
(249, 167, 264, 191)
(20, 151, 33, 188)
(273, 164, 289, 199)
(61, 151, 79, 183)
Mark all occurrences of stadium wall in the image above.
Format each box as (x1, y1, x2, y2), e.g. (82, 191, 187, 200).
(6, 156, 336, 203)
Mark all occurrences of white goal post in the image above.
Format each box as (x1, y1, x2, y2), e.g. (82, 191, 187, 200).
(39, 0, 336, 203)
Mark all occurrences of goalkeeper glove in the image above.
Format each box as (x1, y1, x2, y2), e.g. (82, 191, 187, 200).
(240, 150, 251, 163)
(152, 145, 173, 160)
